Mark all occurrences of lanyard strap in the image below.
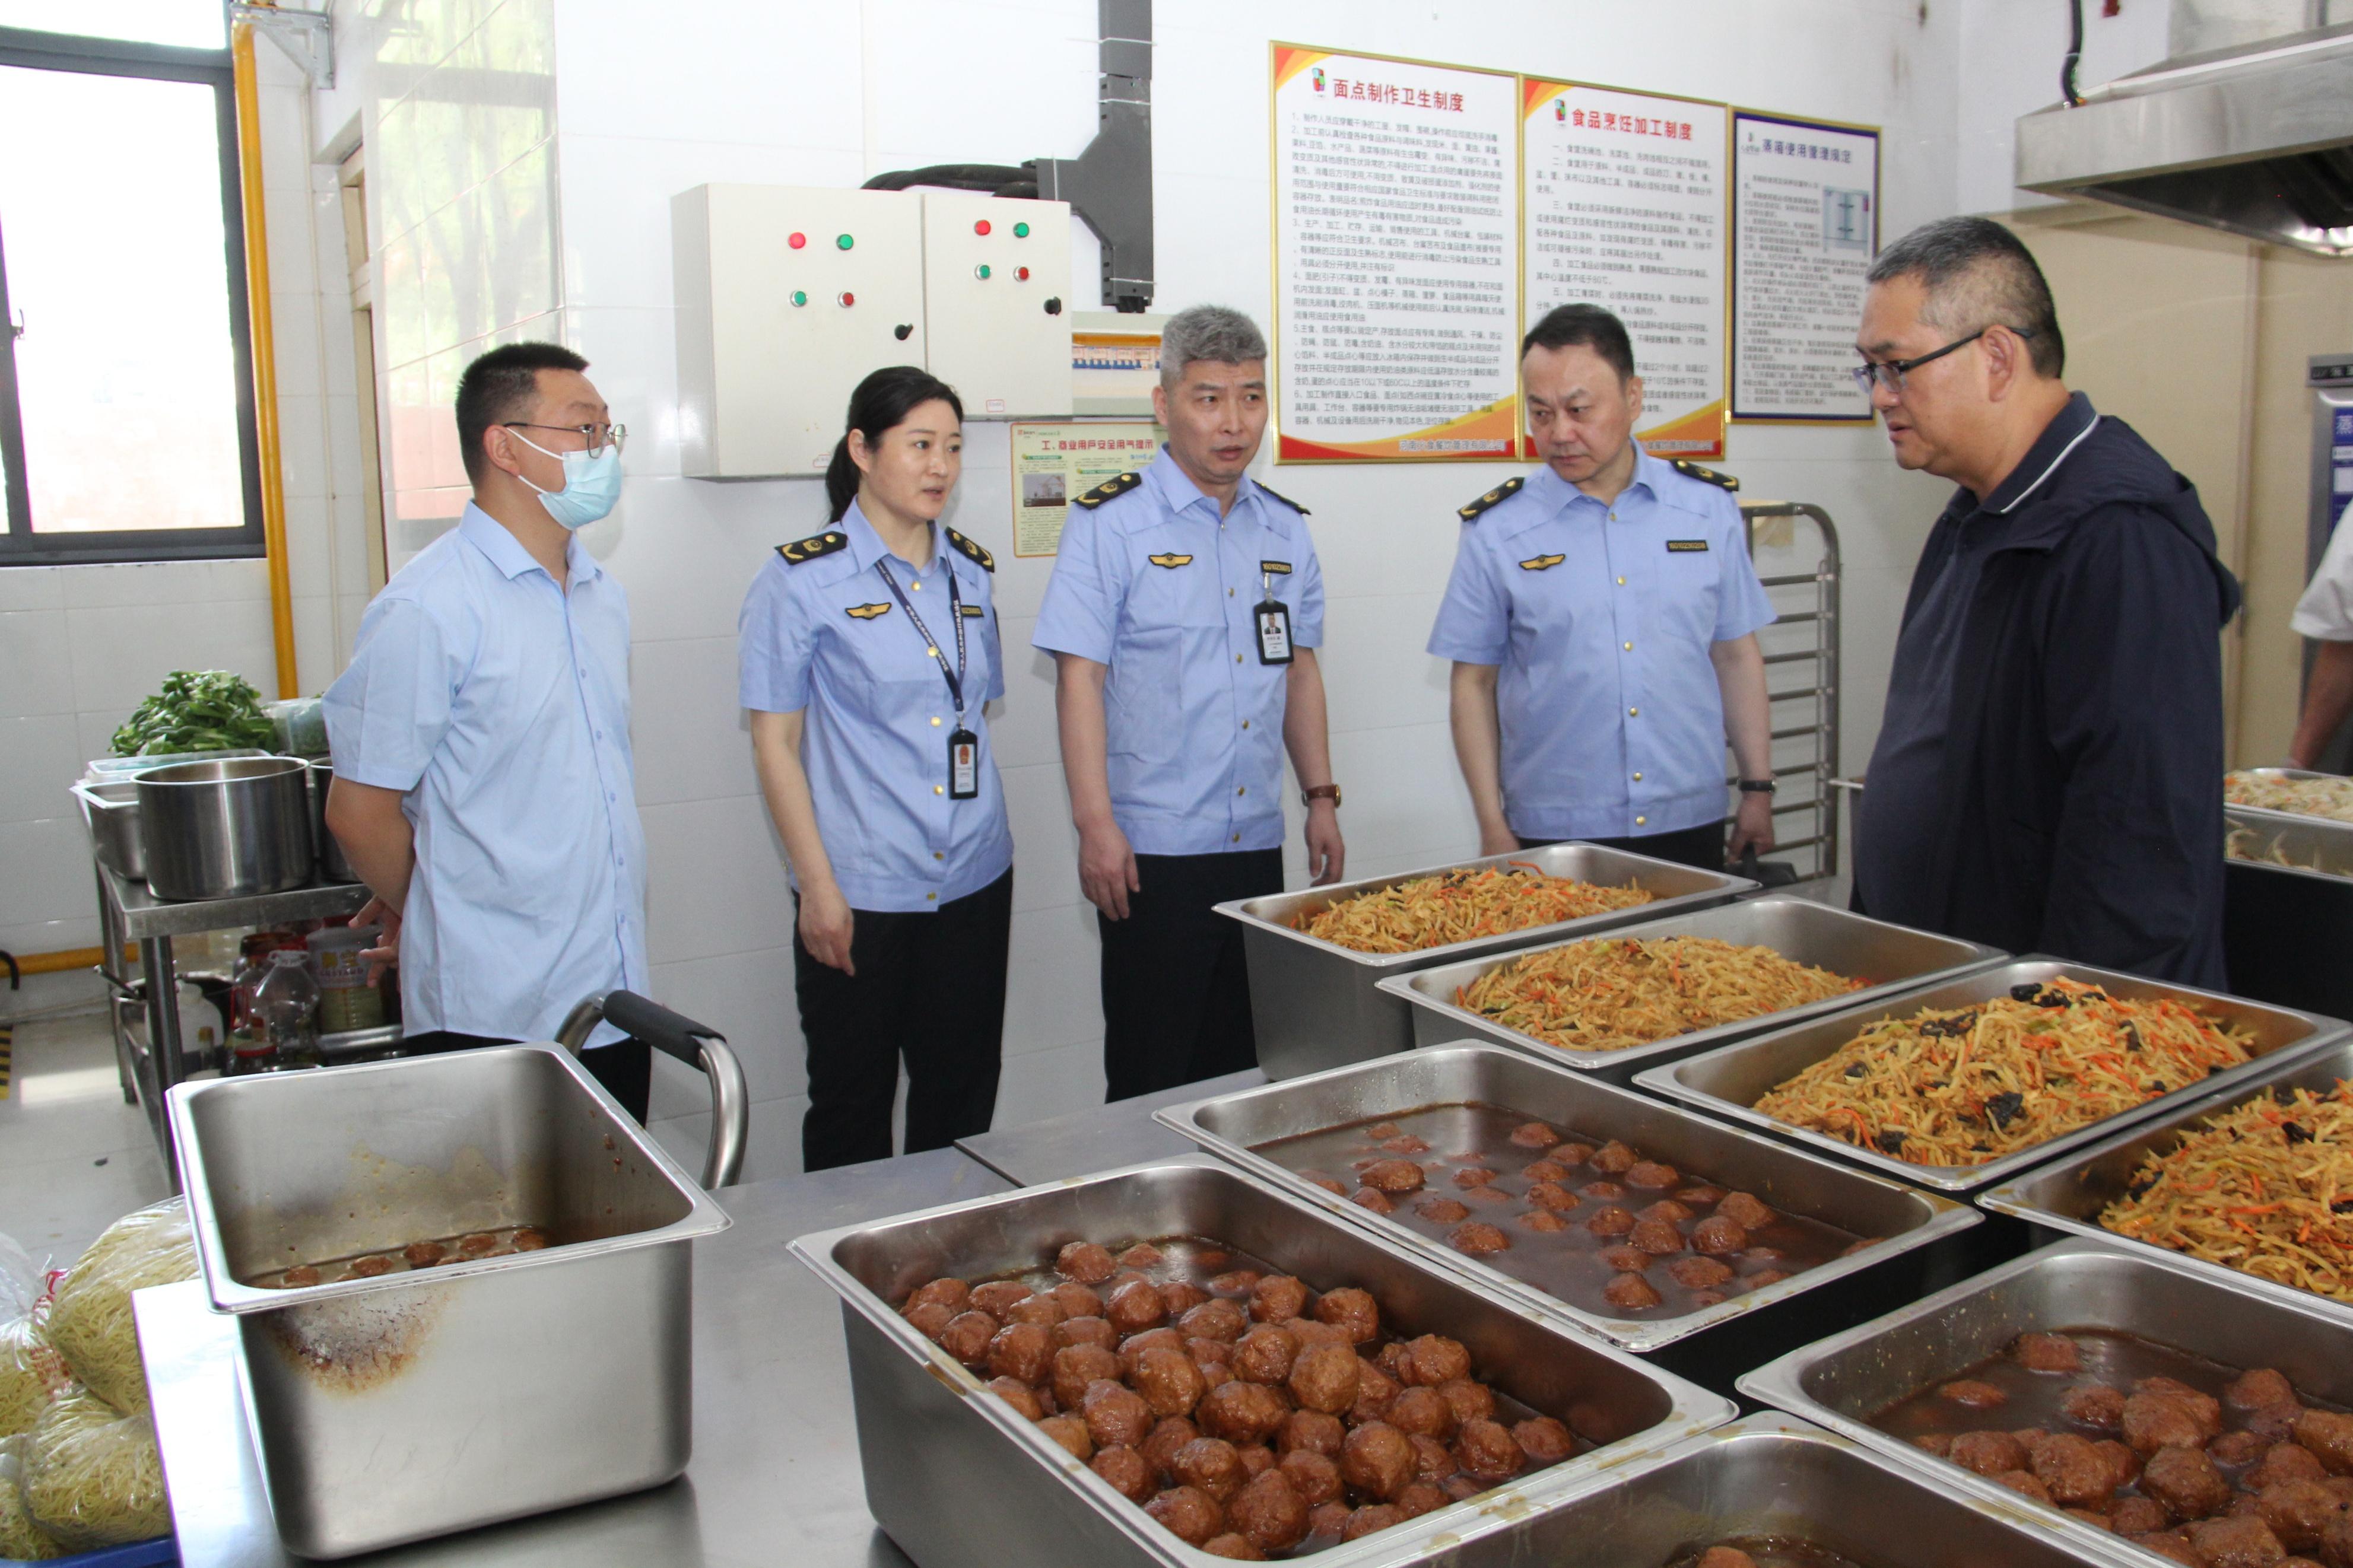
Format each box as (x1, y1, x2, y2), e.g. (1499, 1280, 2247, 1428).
(873, 556, 968, 720)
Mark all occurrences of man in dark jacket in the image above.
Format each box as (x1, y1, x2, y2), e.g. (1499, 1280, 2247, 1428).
(1850, 217, 2241, 987)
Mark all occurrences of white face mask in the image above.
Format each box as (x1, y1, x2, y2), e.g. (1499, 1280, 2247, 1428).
(510, 430, 623, 529)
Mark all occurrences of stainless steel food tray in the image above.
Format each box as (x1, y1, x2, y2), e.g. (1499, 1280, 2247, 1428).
(1375, 895, 2005, 1084)
(1425, 1409, 2127, 1568)
(1981, 1034, 2353, 1322)
(169, 1044, 732, 1559)
(2225, 765, 2353, 830)
(2227, 804, 2353, 885)
(1217, 842, 1754, 1082)
(1153, 1044, 1977, 1354)
(1633, 957, 2349, 1192)
(789, 1154, 1734, 1568)
(1741, 1236, 2353, 1568)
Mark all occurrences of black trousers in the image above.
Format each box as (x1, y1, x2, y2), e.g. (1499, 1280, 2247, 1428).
(793, 867, 1012, 1173)
(401, 1029, 652, 1123)
(1518, 819, 1727, 872)
(1099, 848, 1284, 1102)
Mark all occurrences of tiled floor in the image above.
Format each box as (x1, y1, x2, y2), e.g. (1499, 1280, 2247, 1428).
(0, 971, 172, 1268)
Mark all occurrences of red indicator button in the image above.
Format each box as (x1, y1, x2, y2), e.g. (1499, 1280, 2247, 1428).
(839, 291, 855, 307)
(974, 219, 992, 236)
(787, 231, 806, 250)
(1016, 266, 1031, 281)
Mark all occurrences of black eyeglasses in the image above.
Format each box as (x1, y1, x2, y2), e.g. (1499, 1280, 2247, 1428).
(1850, 326, 2033, 395)
(502, 421, 627, 457)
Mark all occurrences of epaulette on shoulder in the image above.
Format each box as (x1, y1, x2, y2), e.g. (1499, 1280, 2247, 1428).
(1456, 476, 1524, 522)
(1074, 472, 1142, 509)
(945, 527, 994, 573)
(777, 530, 848, 565)
(1671, 459, 1738, 492)
(1251, 481, 1310, 516)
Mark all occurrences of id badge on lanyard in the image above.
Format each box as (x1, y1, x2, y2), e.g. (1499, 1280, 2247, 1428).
(1255, 566, 1293, 666)
(875, 557, 982, 798)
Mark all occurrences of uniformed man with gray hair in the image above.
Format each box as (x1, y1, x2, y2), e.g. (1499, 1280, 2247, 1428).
(1034, 304, 1345, 1099)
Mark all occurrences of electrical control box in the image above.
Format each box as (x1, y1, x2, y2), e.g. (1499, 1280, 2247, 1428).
(918, 190, 1074, 419)
(672, 185, 928, 478)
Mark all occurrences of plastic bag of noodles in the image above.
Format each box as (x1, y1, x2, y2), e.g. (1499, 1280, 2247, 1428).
(0, 1236, 72, 1440)
(20, 1393, 165, 1551)
(0, 1433, 65, 1560)
(45, 1200, 196, 1416)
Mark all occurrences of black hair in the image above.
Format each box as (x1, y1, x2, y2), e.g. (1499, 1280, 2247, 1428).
(455, 341, 590, 484)
(825, 367, 966, 522)
(1868, 217, 2066, 378)
(1520, 303, 1636, 383)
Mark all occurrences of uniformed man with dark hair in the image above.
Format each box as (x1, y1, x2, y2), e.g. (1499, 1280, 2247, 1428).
(1034, 304, 1344, 1101)
(1429, 303, 1780, 870)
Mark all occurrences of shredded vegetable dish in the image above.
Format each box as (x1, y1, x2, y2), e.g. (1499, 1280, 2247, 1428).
(2227, 822, 2353, 880)
(2226, 769, 2353, 825)
(2100, 1080, 2353, 1303)
(1751, 978, 2259, 1168)
(1456, 936, 1864, 1055)
(1289, 863, 1653, 955)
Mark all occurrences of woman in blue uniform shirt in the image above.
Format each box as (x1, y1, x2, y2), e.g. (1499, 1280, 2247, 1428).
(739, 367, 1012, 1171)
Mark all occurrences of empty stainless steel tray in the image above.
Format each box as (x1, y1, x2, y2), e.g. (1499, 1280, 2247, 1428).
(167, 1044, 732, 1559)
(1375, 895, 2005, 1083)
(1218, 842, 1753, 1082)
(1633, 957, 2348, 1192)
(789, 1154, 1733, 1568)
(1154, 1044, 1977, 1353)
(1741, 1237, 2353, 1568)
(1419, 1410, 2126, 1567)
(1981, 1035, 2353, 1322)
(2227, 805, 2353, 884)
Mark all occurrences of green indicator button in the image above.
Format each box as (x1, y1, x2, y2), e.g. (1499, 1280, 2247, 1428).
(974, 263, 992, 280)
(789, 290, 808, 307)
(836, 233, 854, 251)
(1013, 222, 1030, 238)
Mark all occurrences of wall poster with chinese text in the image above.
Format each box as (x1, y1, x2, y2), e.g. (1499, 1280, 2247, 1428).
(1730, 110, 1881, 422)
(1522, 80, 1728, 459)
(1271, 44, 1520, 463)
(1010, 422, 1164, 557)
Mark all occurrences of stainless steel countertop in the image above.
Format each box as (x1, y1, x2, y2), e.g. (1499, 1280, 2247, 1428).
(101, 859, 369, 941)
(954, 1068, 1266, 1185)
(141, 1145, 1013, 1568)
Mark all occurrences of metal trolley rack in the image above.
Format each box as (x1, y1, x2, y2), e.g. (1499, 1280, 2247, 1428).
(1739, 501, 1842, 880)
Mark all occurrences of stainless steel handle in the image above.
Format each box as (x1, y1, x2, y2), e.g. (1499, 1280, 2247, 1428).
(555, 989, 748, 1189)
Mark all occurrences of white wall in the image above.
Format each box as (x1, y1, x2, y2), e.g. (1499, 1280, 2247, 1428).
(0, 42, 361, 961)
(1952, 0, 2173, 218)
(529, 0, 1977, 1181)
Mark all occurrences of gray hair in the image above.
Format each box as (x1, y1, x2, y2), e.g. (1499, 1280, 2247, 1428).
(1867, 217, 2065, 379)
(1159, 304, 1268, 387)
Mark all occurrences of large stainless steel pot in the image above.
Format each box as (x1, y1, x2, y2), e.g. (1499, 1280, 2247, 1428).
(136, 755, 314, 901)
(166, 1042, 732, 1559)
(1216, 842, 1754, 1082)
(305, 760, 355, 883)
(790, 1154, 1733, 1568)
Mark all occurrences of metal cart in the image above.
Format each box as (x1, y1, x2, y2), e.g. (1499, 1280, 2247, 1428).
(1739, 501, 1843, 880)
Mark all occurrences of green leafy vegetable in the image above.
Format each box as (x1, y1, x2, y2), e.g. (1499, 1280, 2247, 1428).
(109, 671, 277, 758)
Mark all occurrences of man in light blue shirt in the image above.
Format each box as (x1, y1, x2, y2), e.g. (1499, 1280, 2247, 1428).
(323, 342, 650, 1115)
(1429, 305, 1779, 870)
(1034, 304, 1345, 1100)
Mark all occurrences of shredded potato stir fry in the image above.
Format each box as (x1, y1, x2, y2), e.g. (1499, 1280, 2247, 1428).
(2227, 823, 2353, 880)
(2227, 769, 2353, 825)
(1456, 936, 1863, 1054)
(1752, 978, 2259, 1168)
(2101, 1081, 2353, 1302)
(1290, 863, 1653, 954)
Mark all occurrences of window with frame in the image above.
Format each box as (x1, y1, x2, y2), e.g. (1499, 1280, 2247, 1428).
(0, 15, 265, 565)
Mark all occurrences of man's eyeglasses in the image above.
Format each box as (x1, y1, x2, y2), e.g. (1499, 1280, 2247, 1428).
(503, 421, 628, 457)
(1850, 326, 2033, 396)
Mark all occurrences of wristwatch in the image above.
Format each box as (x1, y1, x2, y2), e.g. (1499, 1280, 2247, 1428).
(1303, 783, 1343, 808)
(1737, 778, 1777, 794)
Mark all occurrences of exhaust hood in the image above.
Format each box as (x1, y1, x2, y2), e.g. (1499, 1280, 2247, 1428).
(2014, 23, 2353, 256)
